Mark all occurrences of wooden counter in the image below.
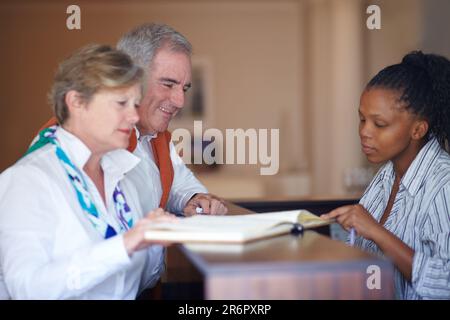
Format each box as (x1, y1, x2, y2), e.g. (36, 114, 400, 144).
(162, 201, 394, 299)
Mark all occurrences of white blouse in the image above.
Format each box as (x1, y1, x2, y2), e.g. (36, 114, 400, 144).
(0, 127, 164, 299)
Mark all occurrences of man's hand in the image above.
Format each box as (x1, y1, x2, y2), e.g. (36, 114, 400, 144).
(183, 193, 228, 216)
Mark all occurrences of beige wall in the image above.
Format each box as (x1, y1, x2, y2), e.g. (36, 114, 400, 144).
(0, 0, 308, 199)
(365, 0, 423, 77)
(0, 0, 443, 200)
(307, 0, 365, 196)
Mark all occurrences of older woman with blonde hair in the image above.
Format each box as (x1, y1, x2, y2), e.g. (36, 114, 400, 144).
(0, 44, 176, 299)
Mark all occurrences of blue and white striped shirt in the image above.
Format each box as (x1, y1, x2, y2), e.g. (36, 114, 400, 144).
(356, 138, 450, 300)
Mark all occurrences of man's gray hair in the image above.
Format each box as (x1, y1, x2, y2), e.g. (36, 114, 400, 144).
(117, 23, 192, 70)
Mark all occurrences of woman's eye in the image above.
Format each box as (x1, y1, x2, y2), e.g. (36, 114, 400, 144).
(117, 100, 127, 106)
(375, 122, 386, 128)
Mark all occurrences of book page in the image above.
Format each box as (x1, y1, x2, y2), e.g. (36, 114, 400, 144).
(146, 215, 286, 232)
(144, 215, 294, 243)
(242, 210, 332, 228)
(296, 211, 333, 228)
(144, 210, 332, 243)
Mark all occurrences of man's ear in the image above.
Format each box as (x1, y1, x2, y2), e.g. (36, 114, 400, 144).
(412, 119, 429, 140)
(65, 90, 85, 113)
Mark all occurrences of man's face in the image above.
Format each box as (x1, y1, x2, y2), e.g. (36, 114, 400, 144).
(137, 48, 192, 135)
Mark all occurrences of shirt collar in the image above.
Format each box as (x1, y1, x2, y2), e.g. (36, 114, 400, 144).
(55, 126, 140, 176)
(377, 162, 395, 194)
(375, 138, 442, 197)
(135, 126, 157, 142)
(400, 137, 442, 196)
(56, 127, 92, 169)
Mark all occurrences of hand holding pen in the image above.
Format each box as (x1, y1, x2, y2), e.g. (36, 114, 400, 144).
(183, 193, 228, 216)
(349, 227, 356, 246)
(195, 207, 204, 214)
(320, 204, 379, 243)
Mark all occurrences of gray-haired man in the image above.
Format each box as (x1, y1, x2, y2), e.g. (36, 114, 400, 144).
(117, 23, 228, 216)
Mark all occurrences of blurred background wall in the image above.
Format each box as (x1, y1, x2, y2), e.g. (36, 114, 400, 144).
(1, 0, 449, 200)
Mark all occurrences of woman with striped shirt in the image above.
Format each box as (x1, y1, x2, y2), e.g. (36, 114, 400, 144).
(322, 51, 450, 299)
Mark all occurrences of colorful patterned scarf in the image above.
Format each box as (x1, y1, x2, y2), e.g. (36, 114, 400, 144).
(26, 126, 133, 238)
(39, 117, 174, 209)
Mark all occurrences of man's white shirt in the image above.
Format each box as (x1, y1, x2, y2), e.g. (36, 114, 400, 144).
(126, 131, 208, 215)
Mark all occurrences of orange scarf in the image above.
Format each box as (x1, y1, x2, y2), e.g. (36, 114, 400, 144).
(39, 117, 174, 209)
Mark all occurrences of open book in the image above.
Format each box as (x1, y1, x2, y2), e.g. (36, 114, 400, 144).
(144, 210, 333, 244)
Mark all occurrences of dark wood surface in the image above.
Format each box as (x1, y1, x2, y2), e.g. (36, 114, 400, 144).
(162, 201, 395, 299)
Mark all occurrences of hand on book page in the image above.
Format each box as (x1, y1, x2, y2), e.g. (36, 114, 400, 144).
(144, 210, 333, 244)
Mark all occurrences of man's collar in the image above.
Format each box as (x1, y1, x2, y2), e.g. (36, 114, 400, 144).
(135, 126, 157, 141)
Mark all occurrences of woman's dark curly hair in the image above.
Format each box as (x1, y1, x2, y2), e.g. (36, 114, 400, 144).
(366, 51, 450, 152)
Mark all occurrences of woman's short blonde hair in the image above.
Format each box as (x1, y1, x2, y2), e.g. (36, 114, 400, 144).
(49, 44, 143, 124)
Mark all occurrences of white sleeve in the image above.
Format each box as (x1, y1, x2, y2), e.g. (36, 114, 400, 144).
(0, 167, 131, 299)
(166, 142, 208, 214)
(138, 246, 166, 292)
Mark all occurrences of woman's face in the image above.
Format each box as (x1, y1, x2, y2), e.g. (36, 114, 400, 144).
(78, 83, 141, 154)
(358, 88, 423, 165)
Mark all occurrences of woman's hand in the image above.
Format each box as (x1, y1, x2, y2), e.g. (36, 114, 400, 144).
(322, 204, 414, 280)
(123, 208, 178, 255)
(321, 204, 381, 241)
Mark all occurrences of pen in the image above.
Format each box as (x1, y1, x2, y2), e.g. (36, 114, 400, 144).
(291, 223, 304, 235)
(195, 207, 204, 214)
(349, 227, 356, 246)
